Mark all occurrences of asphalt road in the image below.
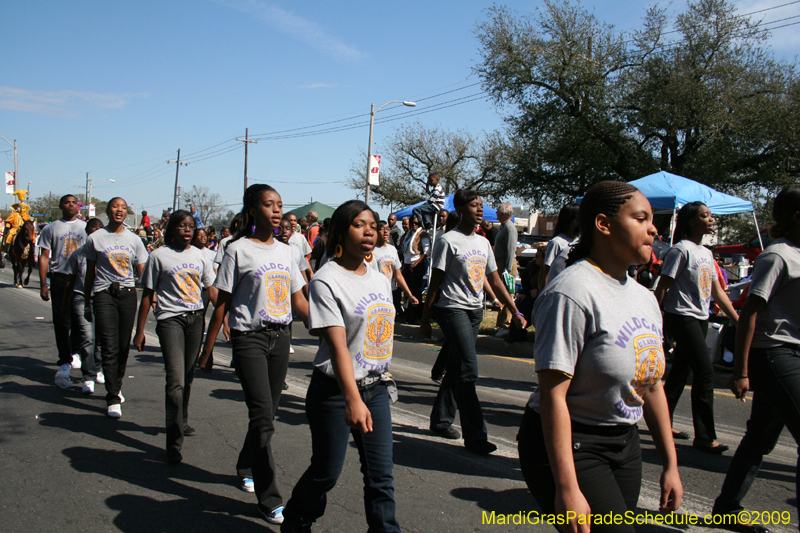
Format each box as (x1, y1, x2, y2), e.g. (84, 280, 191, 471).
(0, 266, 796, 532)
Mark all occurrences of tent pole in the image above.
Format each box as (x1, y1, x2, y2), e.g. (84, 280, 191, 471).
(753, 211, 764, 250)
(669, 209, 677, 245)
(427, 212, 438, 285)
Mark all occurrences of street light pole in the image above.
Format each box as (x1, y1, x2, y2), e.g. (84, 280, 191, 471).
(365, 100, 416, 205)
(0, 136, 18, 192)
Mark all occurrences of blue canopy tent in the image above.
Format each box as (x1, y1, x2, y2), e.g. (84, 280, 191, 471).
(391, 194, 510, 223)
(578, 172, 762, 247)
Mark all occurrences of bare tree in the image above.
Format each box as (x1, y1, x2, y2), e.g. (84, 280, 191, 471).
(348, 121, 508, 208)
(183, 185, 222, 226)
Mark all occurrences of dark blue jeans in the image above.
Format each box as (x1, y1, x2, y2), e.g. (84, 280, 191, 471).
(283, 370, 399, 533)
(231, 325, 291, 512)
(430, 307, 488, 443)
(72, 293, 101, 379)
(155, 311, 204, 460)
(713, 344, 800, 517)
(93, 288, 137, 406)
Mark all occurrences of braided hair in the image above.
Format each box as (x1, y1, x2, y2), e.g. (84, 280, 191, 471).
(770, 186, 800, 239)
(230, 184, 278, 244)
(566, 181, 639, 266)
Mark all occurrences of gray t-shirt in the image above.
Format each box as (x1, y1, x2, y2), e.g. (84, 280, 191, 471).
(214, 236, 232, 267)
(291, 242, 309, 272)
(38, 218, 87, 274)
(544, 233, 573, 267)
(214, 238, 305, 331)
(65, 244, 89, 295)
(494, 220, 518, 272)
(290, 232, 312, 258)
(546, 243, 573, 284)
(433, 229, 498, 311)
(749, 238, 800, 348)
(529, 259, 666, 426)
(141, 245, 216, 320)
(370, 244, 402, 282)
(309, 261, 394, 381)
(661, 240, 718, 320)
(84, 228, 149, 291)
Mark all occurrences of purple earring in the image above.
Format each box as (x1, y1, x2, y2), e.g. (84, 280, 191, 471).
(274, 228, 280, 235)
(251, 223, 256, 234)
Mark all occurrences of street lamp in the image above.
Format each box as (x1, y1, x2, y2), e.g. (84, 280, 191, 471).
(0, 136, 18, 192)
(365, 100, 416, 205)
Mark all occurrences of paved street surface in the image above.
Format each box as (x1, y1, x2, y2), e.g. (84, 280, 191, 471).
(0, 267, 796, 532)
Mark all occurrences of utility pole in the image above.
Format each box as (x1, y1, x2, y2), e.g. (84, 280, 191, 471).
(85, 172, 90, 207)
(236, 128, 258, 195)
(0, 137, 18, 192)
(177, 186, 182, 210)
(27, 181, 30, 198)
(167, 149, 188, 212)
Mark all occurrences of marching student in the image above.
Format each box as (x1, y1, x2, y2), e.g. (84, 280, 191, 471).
(421, 189, 524, 455)
(133, 210, 217, 464)
(371, 220, 419, 308)
(542, 202, 580, 285)
(655, 201, 738, 453)
(712, 186, 800, 523)
(39, 194, 86, 388)
(199, 184, 308, 526)
(61, 217, 105, 393)
(519, 181, 682, 532)
(282, 201, 400, 533)
(83, 197, 149, 418)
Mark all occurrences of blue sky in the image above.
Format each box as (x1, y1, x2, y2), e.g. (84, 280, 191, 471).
(3, 0, 798, 220)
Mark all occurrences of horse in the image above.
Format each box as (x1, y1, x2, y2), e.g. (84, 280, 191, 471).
(9, 220, 35, 288)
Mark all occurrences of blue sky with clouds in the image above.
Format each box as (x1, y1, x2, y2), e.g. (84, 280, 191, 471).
(3, 0, 798, 219)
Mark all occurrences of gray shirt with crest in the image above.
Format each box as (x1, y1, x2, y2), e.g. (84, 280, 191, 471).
(38, 219, 86, 274)
(309, 261, 394, 381)
(661, 240, 717, 320)
(749, 238, 800, 348)
(214, 238, 305, 331)
(528, 259, 665, 426)
(141, 246, 216, 320)
(84, 228, 148, 292)
(433, 229, 498, 311)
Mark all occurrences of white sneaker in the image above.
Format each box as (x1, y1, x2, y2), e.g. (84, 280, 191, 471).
(107, 404, 122, 418)
(96, 370, 105, 384)
(289, 345, 295, 354)
(82, 380, 95, 395)
(71, 354, 81, 369)
(55, 364, 72, 389)
(118, 391, 125, 403)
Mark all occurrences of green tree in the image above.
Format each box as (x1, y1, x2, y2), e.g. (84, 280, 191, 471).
(348, 121, 509, 208)
(475, 0, 799, 209)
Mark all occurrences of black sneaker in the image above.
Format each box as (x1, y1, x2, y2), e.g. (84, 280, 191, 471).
(166, 453, 183, 465)
(431, 426, 461, 439)
(183, 424, 196, 437)
(465, 439, 497, 455)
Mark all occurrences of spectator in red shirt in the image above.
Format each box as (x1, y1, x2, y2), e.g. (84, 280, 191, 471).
(306, 211, 319, 248)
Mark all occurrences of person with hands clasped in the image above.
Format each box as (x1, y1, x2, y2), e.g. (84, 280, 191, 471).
(198, 184, 308, 526)
(422, 189, 526, 455)
(654, 202, 739, 454)
(518, 181, 682, 533)
(281, 201, 400, 533)
(711, 186, 800, 523)
(132, 210, 217, 464)
(83, 197, 148, 419)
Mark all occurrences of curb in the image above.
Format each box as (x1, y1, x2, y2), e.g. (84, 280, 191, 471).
(394, 322, 534, 359)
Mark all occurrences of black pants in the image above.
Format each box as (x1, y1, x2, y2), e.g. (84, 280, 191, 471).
(714, 344, 800, 516)
(93, 288, 138, 406)
(431, 341, 448, 381)
(232, 325, 291, 512)
(402, 264, 425, 322)
(51, 273, 79, 366)
(518, 406, 642, 533)
(663, 313, 716, 442)
(156, 311, 204, 460)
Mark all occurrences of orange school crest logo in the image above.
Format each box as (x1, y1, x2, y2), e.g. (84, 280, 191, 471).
(62, 235, 80, 259)
(108, 251, 130, 278)
(364, 303, 394, 360)
(379, 258, 394, 280)
(467, 256, 486, 292)
(698, 264, 713, 300)
(266, 272, 290, 316)
(176, 270, 201, 304)
(627, 334, 664, 405)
